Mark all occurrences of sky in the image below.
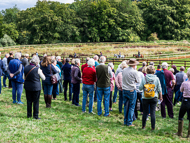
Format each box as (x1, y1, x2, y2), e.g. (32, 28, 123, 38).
(0, 0, 75, 11)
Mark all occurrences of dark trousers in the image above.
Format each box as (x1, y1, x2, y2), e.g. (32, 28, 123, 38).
(119, 90, 123, 113)
(174, 84, 181, 105)
(9, 79, 12, 88)
(52, 83, 58, 99)
(94, 82, 97, 102)
(109, 91, 112, 108)
(142, 97, 158, 129)
(179, 98, 190, 121)
(135, 92, 143, 118)
(64, 80, 71, 101)
(72, 83, 80, 105)
(26, 90, 40, 119)
(161, 87, 174, 118)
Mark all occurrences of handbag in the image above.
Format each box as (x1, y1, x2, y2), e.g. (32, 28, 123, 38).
(25, 66, 36, 80)
(50, 65, 58, 84)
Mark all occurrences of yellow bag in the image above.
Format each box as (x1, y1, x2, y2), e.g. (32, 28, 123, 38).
(144, 78, 155, 98)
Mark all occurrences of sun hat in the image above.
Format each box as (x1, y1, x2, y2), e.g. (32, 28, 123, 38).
(127, 59, 139, 66)
(162, 62, 169, 67)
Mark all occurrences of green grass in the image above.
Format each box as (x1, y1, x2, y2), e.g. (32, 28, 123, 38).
(0, 78, 190, 143)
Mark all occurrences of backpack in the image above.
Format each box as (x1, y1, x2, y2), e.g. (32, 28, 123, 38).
(144, 77, 155, 98)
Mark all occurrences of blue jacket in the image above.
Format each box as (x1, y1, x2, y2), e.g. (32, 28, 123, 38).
(62, 62, 71, 81)
(41, 64, 57, 84)
(0, 60, 5, 76)
(155, 70, 167, 95)
(9, 59, 24, 83)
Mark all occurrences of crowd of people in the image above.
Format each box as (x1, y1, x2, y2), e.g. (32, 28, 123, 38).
(1, 51, 190, 138)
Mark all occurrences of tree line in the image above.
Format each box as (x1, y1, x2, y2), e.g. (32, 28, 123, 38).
(0, 0, 190, 46)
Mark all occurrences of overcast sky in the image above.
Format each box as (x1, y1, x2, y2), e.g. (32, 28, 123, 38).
(0, 0, 75, 11)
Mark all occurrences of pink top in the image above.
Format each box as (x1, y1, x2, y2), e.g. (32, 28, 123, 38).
(180, 80, 190, 98)
(115, 72, 122, 90)
(110, 72, 115, 91)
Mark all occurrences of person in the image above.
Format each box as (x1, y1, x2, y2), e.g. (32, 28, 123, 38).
(24, 55, 45, 119)
(172, 65, 179, 75)
(175, 70, 190, 137)
(119, 52, 121, 58)
(138, 61, 146, 72)
(82, 58, 96, 113)
(142, 66, 147, 77)
(36, 52, 38, 56)
(2, 53, 9, 87)
(155, 65, 161, 74)
(115, 62, 128, 113)
(138, 51, 140, 58)
(62, 58, 72, 101)
(56, 56, 63, 94)
(93, 55, 99, 102)
(74, 52, 77, 58)
(139, 65, 162, 130)
(71, 59, 82, 106)
(81, 57, 90, 73)
(100, 52, 102, 57)
(156, 62, 175, 118)
(113, 61, 127, 103)
(7, 51, 14, 88)
(52, 59, 61, 100)
(21, 54, 29, 68)
(108, 62, 115, 111)
(96, 56, 112, 116)
(122, 59, 140, 126)
(134, 68, 145, 119)
(0, 57, 5, 94)
(7, 53, 24, 104)
(41, 56, 58, 108)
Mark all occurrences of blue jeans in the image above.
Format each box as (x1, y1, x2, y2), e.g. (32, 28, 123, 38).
(113, 85, 118, 103)
(82, 84, 94, 113)
(56, 83, 59, 95)
(43, 83, 53, 95)
(119, 90, 123, 113)
(0, 76, 2, 93)
(97, 87, 110, 116)
(123, 90, 137, 126)
(3, 74, 7, 87)
(11, 80, 23, 102)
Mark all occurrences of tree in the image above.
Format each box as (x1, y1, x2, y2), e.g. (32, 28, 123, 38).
(1, 23, 19, 41)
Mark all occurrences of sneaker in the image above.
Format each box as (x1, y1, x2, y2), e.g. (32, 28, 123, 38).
(82, 111, 86, 113)
(17, 101, 24, 104)
(13, 100, 17, 104)
(146, 117, 149, 121)
(89, 112, 96, 115)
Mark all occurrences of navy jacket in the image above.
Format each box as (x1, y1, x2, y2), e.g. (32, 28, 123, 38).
(8, 59, 24, 83)
(62, 62, 71, 81)
(41, 64, 57, 84)
(155, 70, 167, 95)
(0, 60, 5, 76)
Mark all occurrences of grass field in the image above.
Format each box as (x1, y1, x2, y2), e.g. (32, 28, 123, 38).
(0, 76, 190, 142)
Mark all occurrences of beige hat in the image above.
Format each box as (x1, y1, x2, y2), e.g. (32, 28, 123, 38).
(127, 59, 139, 66)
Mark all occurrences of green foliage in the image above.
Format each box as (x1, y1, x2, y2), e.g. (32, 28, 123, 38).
(1, 23, 19, 41)
(138, 0, 190, 40)
(0, 34, 16, 47)
(147, 33, 159, 41)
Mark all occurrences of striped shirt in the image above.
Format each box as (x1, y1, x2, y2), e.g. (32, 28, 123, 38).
(122, 67, 140, 91)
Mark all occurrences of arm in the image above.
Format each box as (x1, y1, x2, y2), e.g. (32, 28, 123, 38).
(1, 61, 5, 73)
(108, 66, 113, 78)
(157, 78, 163, 101)
(93, 70, 97, 82)
(51, 64, 58, 74)
(135, 71, 140, 83)
(38, 68, 46, 80)
(115, 74, 120, 89)
(180, 83, 184, 92)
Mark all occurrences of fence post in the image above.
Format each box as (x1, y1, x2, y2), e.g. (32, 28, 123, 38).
(185, 61, 186, 69)
(113, 59, 115, 65)
(171, 61, 173, 66)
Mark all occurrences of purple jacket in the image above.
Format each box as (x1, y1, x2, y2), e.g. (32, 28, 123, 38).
(71, 65, 81, 84)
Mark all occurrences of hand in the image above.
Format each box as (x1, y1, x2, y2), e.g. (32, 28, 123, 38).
(10, 73, 14, 78)
(159, 98, 163, 102)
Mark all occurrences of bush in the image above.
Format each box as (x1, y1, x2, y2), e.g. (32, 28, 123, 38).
(0, 34, 16, 47)
(147, 33, 159, 41)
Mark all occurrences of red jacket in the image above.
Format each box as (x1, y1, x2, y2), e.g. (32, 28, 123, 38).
(81, 63, 88, 73)
(82, 66, 96, 85)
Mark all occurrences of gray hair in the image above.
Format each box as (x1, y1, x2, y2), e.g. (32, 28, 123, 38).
(142, 61, 147, 66)
(15, 52, 21, 59)
(162, 65, 167, 69)
(75, 59, 80, 65)
(169, 68, 174, 73)
(52, 59, 57, 64)
(180, 66, 185, 71)
(25, 54, 29, 57)
(108, 62, 114, 69)
(149, 62, 154, 66)
(120, 61, 128, 69)
(5, 53, 9, 57)
(66, 58, 70, 62)
(51, 56, 55, 60)
(86, 57, 90, 63)
(99, 56, 106, 63)
(93, 55, 99, 60)
(31, 55, 40, 65)
(43, 54, 47, 57)
(56, 56, 61, 61)
(88, 58, 95, 67)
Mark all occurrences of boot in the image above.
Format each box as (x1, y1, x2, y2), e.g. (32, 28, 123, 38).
(44, 95, 48, 107)
(47, 95, 52, 108)
(175, 120, 183, 137)
(187, 122, 190, 138)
